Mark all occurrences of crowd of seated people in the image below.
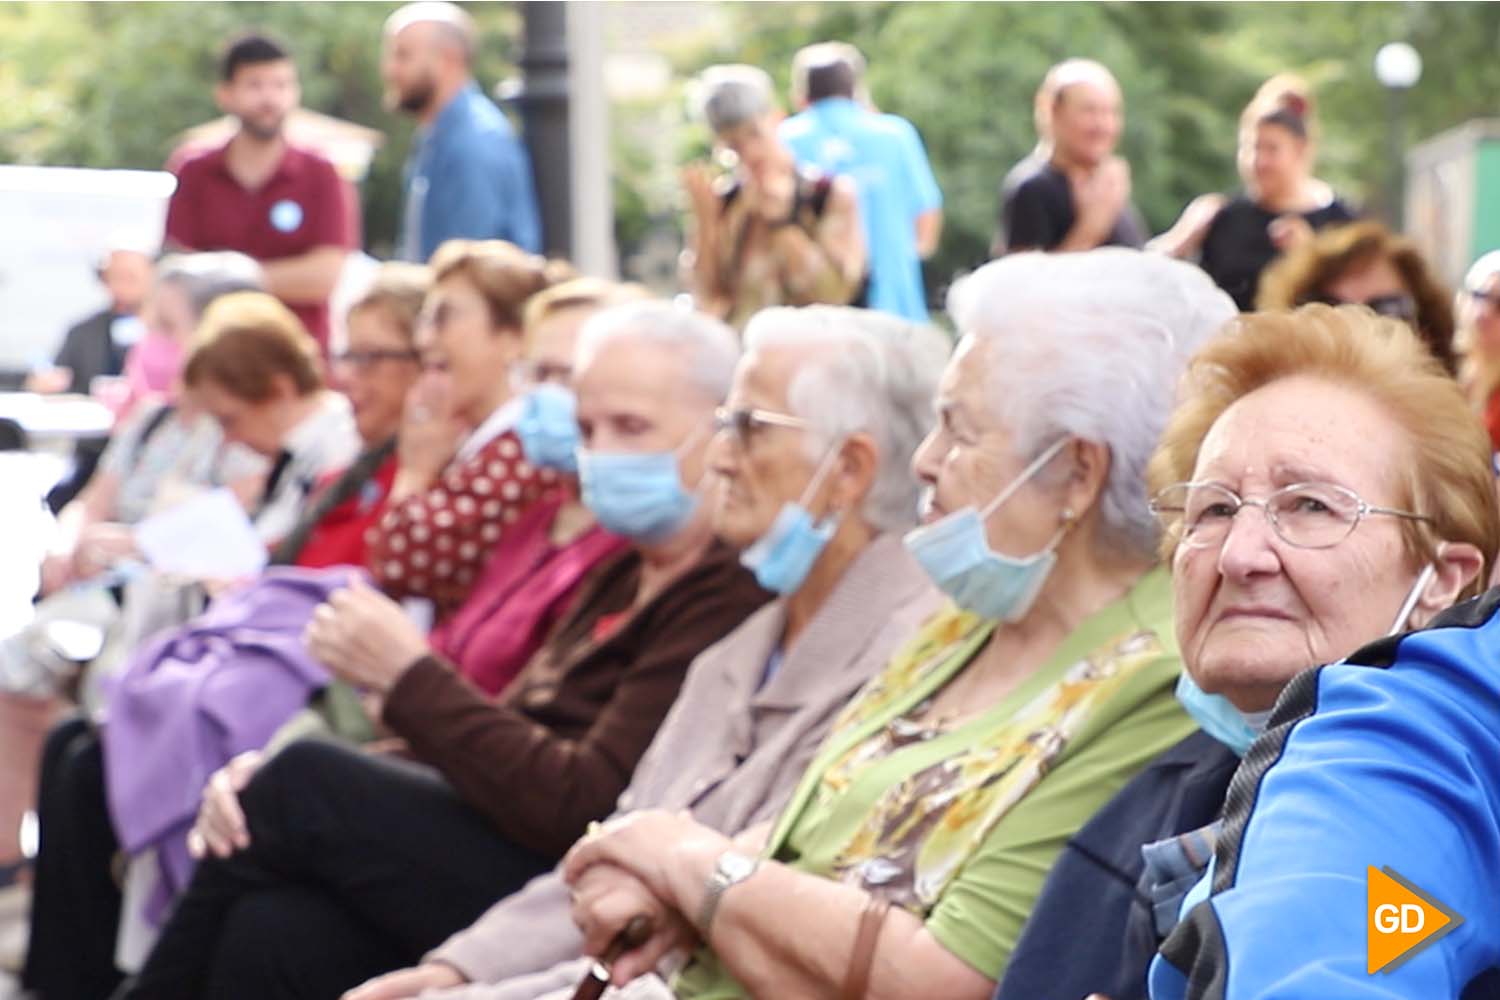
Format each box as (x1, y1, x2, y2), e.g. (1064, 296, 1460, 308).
(11, 39, 1500, 1000)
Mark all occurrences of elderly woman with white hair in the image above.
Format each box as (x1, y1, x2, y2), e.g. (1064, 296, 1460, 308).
(561, 249, 1236, 999)
(682, 63, 866, 329)
(116, 302, 771, 1000)
(339, 304, 951, 1000)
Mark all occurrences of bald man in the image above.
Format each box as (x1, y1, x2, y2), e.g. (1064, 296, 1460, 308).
(382, 1, 541, 260)
(996, 59, 1146, 255)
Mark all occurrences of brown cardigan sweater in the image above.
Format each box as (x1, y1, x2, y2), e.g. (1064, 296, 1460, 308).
(382, 541, 769, 859)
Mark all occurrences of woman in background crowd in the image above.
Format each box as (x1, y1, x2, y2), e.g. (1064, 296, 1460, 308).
(364, 239, 573, 621)
(1257, 220, 1457, 373)
(1152, 75, 1355, 310)
(1456, 250, 1500, 451)
(682, 64, 866, 330)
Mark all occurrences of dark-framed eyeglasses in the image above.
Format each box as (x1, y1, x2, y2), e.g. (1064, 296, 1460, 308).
(712, 406, 811, 445)
(1306, 292, 1417, 324)
(332, 348, 421, 372)
(1149, 480, 1431, 551)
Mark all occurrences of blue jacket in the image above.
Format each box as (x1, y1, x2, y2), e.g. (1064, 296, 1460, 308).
(1151, 591, 1500, 998)
(401, 82, 542, 260)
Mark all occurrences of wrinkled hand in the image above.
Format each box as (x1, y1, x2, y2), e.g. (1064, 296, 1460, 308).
(187, 750, 263, 860)
(563, 810, 729, 906)
(304, 577, 430, 695)
(340, 961, 466, 1000)
(396, 371, 465, 493)
(1268, 213, 1314, 251)
(568, 862, 696, 984)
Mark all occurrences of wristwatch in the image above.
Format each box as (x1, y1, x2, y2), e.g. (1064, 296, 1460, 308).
(696, 849, 761, 936)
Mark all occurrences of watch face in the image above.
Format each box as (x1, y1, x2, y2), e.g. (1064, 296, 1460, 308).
(721, 851, 758, 881)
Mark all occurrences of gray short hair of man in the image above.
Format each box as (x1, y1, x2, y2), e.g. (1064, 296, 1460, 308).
(947, 248, 1236, 562)
(575, 300, 741, 405)
(743, 306, 950, 533)
(696, 64, 776, 136)
(384, 1, 476, 62)
(155, 252, 265, 320)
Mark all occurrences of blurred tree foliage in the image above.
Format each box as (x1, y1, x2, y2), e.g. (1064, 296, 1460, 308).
(0, 0, 520, 256)
(2, 1, 1498, 295)
(677, 1, 1500, 303)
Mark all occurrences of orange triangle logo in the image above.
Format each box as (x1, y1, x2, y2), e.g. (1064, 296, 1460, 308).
(1367, 866, 1464, 974)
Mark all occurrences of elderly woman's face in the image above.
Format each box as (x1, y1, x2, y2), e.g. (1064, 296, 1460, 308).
(1173, 375, 1424, 711)
(574, 336, 712, 486)
(709, 345, 830, 549)
(911, 337, 1063, 558)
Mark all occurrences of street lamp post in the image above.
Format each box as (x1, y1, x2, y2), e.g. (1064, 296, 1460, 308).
(1374, 42, 1423, 232)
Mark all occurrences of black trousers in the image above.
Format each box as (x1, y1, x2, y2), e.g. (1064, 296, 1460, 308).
(122, 738, 554, 1000)
(23, 715, 125, 1000)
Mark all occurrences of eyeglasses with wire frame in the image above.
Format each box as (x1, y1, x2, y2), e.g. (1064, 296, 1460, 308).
(1149, 481, 1431, 550)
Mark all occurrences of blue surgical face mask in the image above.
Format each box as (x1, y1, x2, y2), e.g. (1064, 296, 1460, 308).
(1175, 672, 1260, 757)
(1180, 563, 1438, 757)
(740, 442, 844, 596)
(577, 432, 702, 543)
(903, 438, 1070, 622)
(515, 383, 580, 473)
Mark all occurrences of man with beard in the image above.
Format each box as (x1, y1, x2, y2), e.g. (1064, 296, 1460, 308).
(383, 2, 542, 262)
(164, 34, 356, 350)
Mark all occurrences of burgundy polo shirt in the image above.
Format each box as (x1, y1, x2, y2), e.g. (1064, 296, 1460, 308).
(164, 140, 357, 347)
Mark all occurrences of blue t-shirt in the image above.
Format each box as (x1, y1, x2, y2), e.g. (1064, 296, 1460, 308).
(401, 82, 542, 261)
(780, 98, 942, 322)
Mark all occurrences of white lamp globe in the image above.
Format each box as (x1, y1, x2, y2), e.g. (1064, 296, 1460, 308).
(1375, 42, 1423, 90)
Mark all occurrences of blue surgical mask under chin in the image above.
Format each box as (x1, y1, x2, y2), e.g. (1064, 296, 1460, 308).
(1179, 563, 1439, 758)
(578, 448, 698, 543)
(902, 438, 1069, 623)
(1175, 672, 1262, 757)
(516, 383, 581, 473)
(740, 444, 845, 596)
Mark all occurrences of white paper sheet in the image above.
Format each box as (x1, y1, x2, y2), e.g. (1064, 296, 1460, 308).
(133, 488, 268, 580)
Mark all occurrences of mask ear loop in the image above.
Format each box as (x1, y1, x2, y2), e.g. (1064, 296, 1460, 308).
(978, 437, 1071, 521)
(798, 436, 850, 527)
(1388, 562, 1438, 635)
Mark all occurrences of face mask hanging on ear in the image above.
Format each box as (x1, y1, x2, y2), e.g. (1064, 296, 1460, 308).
(1181, 562, 1441, 758)
(1174, 672, 1260, 757)
(740, 439, 846, 596)
(902, 438, 1070, 622)
(1387, 564, 1437, 636)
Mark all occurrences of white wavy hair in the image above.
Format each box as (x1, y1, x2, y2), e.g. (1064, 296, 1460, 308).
(947, 249, 1236, 560)
(575, 300, 740, 404)
(742, 306, 950, 532)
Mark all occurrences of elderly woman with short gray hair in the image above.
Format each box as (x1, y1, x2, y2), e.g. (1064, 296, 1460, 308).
(562, 249, 1237, 1000)
(339, 304, 952, 1000)
(682, 64, 866, 329)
